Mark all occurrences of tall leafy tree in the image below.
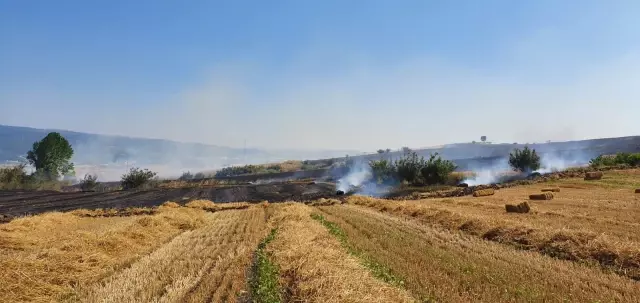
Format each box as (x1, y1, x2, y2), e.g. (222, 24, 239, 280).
(508, 146, 541, 173)
(26, 132, 75, 179)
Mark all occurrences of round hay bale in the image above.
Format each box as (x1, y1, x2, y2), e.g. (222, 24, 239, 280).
(518, 201, 531, 213)
(529, 192, 554, 200)
(505, 204, 518, 213)
(473, 188, 495, 197)
(541, 187, 560, 192)
(505, 201, 530, 213)
(584, 171, 603, 180)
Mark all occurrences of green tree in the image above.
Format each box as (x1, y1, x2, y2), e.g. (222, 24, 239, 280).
(369, 159, 396, 183)
(395, 151, 425, 185)
(508, 146, 541, 173)
(420, 153, 457, 185)
(121, 167, 158, 190)
(26, 132, 74, 179)
(80, 174, 99, 191)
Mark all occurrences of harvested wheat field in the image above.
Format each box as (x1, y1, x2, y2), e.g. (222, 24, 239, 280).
(316, 204, 640, 302)
(342, 169, 640, 281)
(2, 170, 640, 303)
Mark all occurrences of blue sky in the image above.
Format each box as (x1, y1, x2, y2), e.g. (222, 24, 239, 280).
(1, 0, 639, 151)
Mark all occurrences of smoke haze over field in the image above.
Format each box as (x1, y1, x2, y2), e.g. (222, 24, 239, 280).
(2, 2, 640, 152)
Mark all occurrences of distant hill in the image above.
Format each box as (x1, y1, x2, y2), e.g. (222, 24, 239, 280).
(304, 136, 640, 171)
(2, 124, 639, 176)
(0, 124, 357, 168)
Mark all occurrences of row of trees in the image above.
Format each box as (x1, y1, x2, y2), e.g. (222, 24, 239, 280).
(0, 132, 159, 191)
(367, 151, 458, 186)
(589, 152, 640, 167)
(365, 146, 542, 187)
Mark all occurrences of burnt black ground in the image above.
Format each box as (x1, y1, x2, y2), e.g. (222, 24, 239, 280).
(0, 181, 337, 217)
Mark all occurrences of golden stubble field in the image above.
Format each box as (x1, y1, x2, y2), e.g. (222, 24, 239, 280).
(1, 169, 639, 303)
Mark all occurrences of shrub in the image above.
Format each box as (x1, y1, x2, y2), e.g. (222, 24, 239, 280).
(179, 171, 194, 180)
(0, 164, 31, 189)
(121, 167, 158, 190)
(394, 151, 425, 185)
(420, 153, 457, 185)
(0, 165, 66, 190)
(589, 152, 640, 168)
(215, 164, 267, 177)
(589, 155, 616, 167)
(508, 146, 541, 173)
(446, 172, 467, 186)
(369, 159, 396, 184)
(193, 172, 206, 180)
(614, 152, 640, 166)
(80, 174, 99, 191)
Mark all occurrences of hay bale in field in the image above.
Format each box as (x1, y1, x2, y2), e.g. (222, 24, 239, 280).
(529, 192, 554, 200)
(635, 188, 640, 194)
(161, 201, 180, 208)
(505, 201, 530, 213)
(473, 188, 495, 197)
(584, 171, 603, 180)
(541, 187, 560, 193)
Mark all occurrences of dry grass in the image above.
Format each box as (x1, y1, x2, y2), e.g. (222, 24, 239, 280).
(70, 207, 156, 218)
(278, 160, 303, 172)
(345, 172, 640, 280)
(79, 206, 269, 303)
(267, 203, 414, 303)
(178, 199, 251, 212)
(162, 201, 181, 208)
(306, 197, 343, 206)
(472, 188, 494, 197)
(316, 204, 640, 302)
(185, 199, 218, 210)
(0, 207, 212, 302)
(159, 178, 222, 189)
(529, 192, 554, 200)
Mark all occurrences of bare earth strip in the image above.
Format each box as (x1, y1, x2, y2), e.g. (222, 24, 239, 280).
(79, 206, 269, 303)
(267, 203, 414, 303)
(317, 204, 640, 303)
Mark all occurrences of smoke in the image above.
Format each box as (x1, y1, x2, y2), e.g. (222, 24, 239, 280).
(535, 152, 591, 174)
(463, 159, 512, 186)
(336, 161, 371, 193)
(462, 149, 595, 186)
(335, 160, 394, 197)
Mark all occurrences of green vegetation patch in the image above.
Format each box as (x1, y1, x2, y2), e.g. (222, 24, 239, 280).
(589, 152, 640, 168)
(250, 228, 282, 303)
(310, 213, 405, 288)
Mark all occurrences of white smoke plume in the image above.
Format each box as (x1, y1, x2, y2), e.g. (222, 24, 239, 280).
(462, 150, 594, 186)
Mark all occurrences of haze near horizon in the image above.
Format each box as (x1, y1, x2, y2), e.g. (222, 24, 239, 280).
(2, 1, 639, 151)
